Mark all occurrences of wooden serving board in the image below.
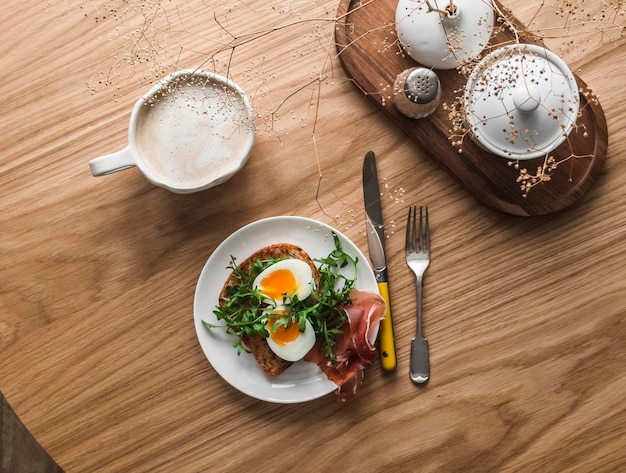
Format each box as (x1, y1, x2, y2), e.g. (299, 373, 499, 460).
(335, 0, 608, 216)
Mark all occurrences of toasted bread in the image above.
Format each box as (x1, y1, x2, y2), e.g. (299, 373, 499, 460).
(219, 243, 320, 376)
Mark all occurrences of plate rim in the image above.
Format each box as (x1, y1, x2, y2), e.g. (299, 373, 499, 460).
(193, 215, 378, 403)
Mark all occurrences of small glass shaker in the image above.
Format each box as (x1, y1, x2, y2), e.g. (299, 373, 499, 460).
(393, 67, 441, 119)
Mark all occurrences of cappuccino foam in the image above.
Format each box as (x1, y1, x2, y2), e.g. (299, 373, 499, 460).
(135, 76, 253, 189)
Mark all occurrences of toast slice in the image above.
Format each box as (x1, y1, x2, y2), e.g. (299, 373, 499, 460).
(219, 243, 321, 376)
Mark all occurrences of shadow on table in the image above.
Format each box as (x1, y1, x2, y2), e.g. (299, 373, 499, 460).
(1, 392, 64, 473)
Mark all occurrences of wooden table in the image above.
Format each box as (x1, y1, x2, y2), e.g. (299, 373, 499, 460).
(1, 1, 624, 471)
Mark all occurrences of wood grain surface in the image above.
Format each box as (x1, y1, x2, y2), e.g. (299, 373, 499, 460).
(0, 1, 624, 472)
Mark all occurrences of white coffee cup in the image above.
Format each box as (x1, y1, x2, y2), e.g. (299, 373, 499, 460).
(89, 69, 255, 193)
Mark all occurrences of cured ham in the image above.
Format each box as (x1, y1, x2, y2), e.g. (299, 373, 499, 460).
(305, 288, 386, 402)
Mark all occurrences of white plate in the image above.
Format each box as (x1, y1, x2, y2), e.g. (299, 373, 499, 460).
(193, 216, 378, 403)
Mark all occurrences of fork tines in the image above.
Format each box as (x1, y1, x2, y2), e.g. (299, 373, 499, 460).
(405, 205, 429, 255)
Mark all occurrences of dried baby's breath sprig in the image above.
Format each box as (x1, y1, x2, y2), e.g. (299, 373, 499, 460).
(509, 155, 558, 197)
(55, 0, 621, 203)
(442, 90, 472, 153)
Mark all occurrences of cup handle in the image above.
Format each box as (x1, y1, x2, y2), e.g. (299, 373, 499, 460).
(89, 145, 136, 176)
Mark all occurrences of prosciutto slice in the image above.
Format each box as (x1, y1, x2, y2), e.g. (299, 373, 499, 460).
(305, 288, 386, 403)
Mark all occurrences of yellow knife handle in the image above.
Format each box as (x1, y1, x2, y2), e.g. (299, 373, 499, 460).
(377, 281, 397, 371)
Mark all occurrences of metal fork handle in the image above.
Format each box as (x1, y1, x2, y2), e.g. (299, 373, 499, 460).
(410, 275, 430, 384)
(410, 336, 430, 384)
(414, 275, 425, 338)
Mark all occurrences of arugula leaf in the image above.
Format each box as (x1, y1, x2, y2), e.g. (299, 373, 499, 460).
(206, 256, 276, 354)
(204, 233, 358, 364)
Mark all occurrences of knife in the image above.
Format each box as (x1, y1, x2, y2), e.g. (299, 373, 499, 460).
(362, 151, 397, 372)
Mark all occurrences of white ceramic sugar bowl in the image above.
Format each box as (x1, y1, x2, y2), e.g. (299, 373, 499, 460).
(463, 44, 580, 159)
(395, 0, 495, 69)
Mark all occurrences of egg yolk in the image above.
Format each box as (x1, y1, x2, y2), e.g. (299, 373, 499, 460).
(267, 317, 301, 346)
(259, 269, 298, 300)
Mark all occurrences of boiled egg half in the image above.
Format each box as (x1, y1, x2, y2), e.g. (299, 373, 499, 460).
(252, 258, 314, 305)
(265, 308, 316, 361)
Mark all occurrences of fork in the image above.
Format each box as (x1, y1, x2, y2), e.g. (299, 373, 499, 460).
(405, 205, 430, 384)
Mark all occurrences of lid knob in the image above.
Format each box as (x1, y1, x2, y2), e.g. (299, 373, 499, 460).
(513, 83, 542, 112)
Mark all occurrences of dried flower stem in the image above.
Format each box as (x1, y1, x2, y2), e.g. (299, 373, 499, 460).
(70, 0, 620, 201)
(424, 0, 456, 18)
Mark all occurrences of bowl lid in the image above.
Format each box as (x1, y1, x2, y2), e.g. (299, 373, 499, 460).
(464, 44, 579, 159)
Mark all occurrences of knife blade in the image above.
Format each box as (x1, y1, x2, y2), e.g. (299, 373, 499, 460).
(362, 151, 397, 372)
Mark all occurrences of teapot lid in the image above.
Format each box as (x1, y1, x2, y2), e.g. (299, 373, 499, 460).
(464, 44, 579, 159)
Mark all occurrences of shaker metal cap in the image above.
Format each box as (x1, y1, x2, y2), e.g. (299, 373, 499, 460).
(404, 68, 440, 104)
